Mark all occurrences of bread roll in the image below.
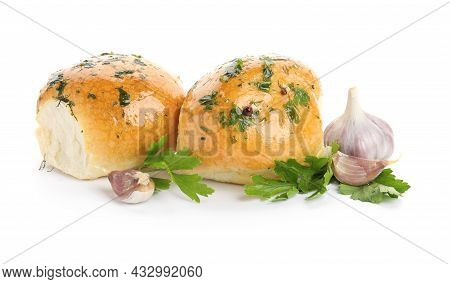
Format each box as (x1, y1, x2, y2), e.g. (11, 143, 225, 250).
(177, 55, 323, 184)
(36, 53, 184, 179)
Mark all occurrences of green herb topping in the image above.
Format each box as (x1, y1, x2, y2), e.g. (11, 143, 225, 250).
(117, 87, 131, 106)
(255, 56, 274, 92)
(133, 58, 147, 66)
(198, 91, 218, 110)
(200, 125, 211, 133)
(142, 136, 214, 202)
(220, 104, 260, 132)
(75, 59, 95, 69)
(283, 84, 310, 123)
(256, 81, 271, 92)
(54, 81, 77, 120)
(47, 72, 64, 89)
(220, 58, 244, 82)
(114, 70, 135, 78)
(100, 52, 114, 56)
(283, 100, 299, 123)
(261, 56, 274, 81)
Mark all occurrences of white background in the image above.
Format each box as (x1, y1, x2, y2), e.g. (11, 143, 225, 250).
(0, 0, 449, 283)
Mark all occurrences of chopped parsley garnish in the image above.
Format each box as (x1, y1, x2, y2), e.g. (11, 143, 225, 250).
(198, 91, 218, 110)
(47, 72, 64, 89)
(221, 104, 260, 132)
(255, 56, 274, 92)
(200, 125, 211, 133)
(289, 83, 309, 106)
(142, 136, 214, 202)
(261, 56, 274, 81)
(114, 70, 135, 78)
(55, 81, 67, 96)
(219, 111, 228, 128)
(220, 58, 244, 82)
(117, 87, 131, 106)
(133, 58, 147, 66)
(256, 81, 271, 92)
(55, 82, 77, 120)
(283, 84, 310, 123)
(283, 101, 299, 123)
(75, 59, 95, 69)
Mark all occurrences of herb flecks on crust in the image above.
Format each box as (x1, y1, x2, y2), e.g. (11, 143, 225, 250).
(117, 87, 131, 106)
(220, 58, 244, 82)
(114, 70, 135, 78)
(283, 84, 310, 123)
(198, 91, 218, 111)
(220, 103, 260, 132)
(87, 93, 96, 100)
(255, 56, 274, 92)
(54, 81, 77, 120)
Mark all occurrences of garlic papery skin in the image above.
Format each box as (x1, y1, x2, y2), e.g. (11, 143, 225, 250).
(108, 170, 155, 204)
(324, 87, 394, 160)
(120, 181, 155, 204)
(332, 151, 392, 186)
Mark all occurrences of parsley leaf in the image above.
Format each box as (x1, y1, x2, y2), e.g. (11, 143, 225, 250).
(142, 136, 214, 202)
(170, 173, 214, 203)
(245, 176, 297, 201)
(338, 168, 410, 203)
(153, 178, 171, 190)
(374, 168, 410, 193)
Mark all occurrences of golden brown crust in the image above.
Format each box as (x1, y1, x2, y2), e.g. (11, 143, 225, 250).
(177, 55, 323, 184)
(37, 53, 184, 179)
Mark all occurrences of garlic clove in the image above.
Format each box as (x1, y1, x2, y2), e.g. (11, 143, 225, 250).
(324, 87, 394, 160)
(120, 181, 155, 204)
(108, 170, 155, 204)
(332, 151, 393, 186)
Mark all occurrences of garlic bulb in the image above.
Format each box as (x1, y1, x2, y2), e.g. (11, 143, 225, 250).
(324, 87, 395, 186)
(324, 87, 394, 160)
(108, 170, 155, 204)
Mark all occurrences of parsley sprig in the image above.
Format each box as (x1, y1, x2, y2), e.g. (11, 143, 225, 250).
(245, 143, 339, 201)
(142, 136, 214, 202)
(245, 143, 410, 204)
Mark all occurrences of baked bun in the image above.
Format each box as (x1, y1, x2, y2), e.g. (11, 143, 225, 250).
(36, 53, 184, 179)
(177, 55, 323, 184)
